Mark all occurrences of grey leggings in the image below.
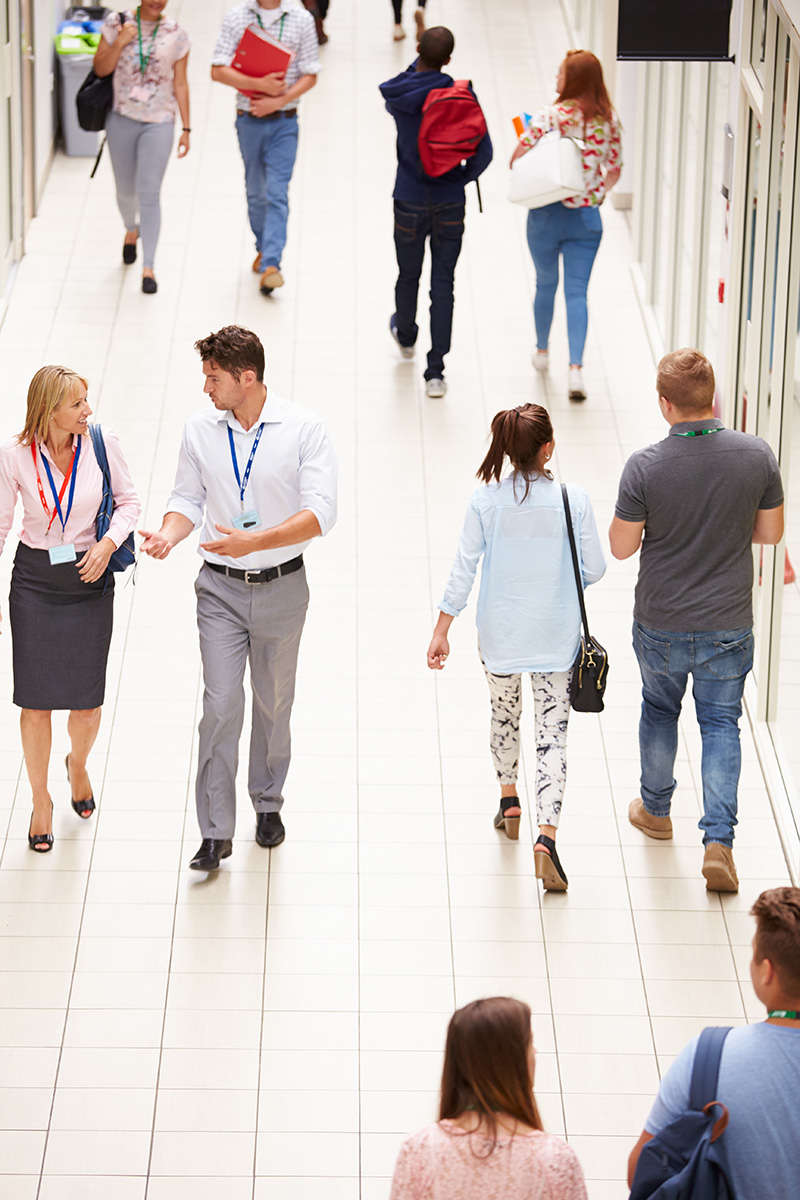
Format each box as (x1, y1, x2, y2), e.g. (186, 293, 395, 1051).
(106, 111, 174, 270)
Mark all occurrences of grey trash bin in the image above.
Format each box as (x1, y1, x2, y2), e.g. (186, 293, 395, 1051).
(56, 47, 100, 156)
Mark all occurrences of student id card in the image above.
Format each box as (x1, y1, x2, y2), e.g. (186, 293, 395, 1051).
(48, 543, 77, 565)
(232, 509, 261, 531)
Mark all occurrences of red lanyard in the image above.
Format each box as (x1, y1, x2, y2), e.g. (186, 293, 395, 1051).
(31, 441, 77, 535)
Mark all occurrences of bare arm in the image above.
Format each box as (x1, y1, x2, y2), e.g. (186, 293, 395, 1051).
(173, 54, 190, 157)
(604, 166, 622, 192)
(609, 516, 645, 560)
(628, 1130, 653, 1186)
(200, 509, 321, 559)
(139, 512, 195, 560)
(427, 611, 455, 670)
(752, 503, 784, 544)
(93, 23, 137, 76)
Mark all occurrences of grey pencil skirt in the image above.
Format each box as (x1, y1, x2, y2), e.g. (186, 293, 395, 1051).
(9, 541, 114, 710)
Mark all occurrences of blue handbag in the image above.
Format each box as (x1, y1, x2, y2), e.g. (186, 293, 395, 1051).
(88, 424, 136, 573)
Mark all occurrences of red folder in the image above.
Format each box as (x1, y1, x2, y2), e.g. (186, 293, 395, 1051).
(232, 25, 295, 100)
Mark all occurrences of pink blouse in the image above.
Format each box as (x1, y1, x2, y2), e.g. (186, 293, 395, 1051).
(0, 427, 141, 556)
(389, 1122, 588, 1200)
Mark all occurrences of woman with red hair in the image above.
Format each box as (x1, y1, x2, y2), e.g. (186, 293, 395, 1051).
(511, 51, 622, 402)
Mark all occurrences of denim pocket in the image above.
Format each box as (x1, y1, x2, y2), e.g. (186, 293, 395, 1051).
(578, 205, 602, 234)
(634, 625, 670, 675)
(703, 632, 755, 681)
(394, 211, 419, 243)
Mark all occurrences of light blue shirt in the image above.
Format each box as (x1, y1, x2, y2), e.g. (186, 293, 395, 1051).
(439, 475, 606, 674)
(646, 1023, 800, 1200)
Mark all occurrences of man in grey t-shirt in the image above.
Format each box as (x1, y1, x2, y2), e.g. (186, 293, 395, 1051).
(609, 349, 783, 892)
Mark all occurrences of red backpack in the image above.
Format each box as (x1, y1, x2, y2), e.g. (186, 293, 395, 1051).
(418, 80, 487, 177)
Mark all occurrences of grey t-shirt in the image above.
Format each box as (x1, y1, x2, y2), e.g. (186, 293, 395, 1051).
(615, 419, 783, 631)
(645, 1023, 800, 1200)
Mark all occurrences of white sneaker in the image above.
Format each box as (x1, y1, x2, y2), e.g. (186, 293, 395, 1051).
(426, 377, 447, 398)
(390, 315, 414, 359)
(568, 366, 586, 401)
(532, 350, 549, 372)
(393, 23, 405, 39)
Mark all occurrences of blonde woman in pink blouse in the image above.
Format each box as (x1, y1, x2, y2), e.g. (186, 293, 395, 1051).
(0, 366, 141, 852)
(390, 997, 587, 1200)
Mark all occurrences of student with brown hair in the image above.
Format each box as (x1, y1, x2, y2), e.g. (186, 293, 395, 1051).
(610, 348, 784, 892)
(629, 887, 800, 1199)
(390, 997, 587, 1199)
(427, 404, 605, 890)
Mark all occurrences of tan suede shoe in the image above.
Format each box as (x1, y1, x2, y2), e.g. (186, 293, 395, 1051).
(702, 843, 739, 893)
(628, 797, 673, 839)
(260, 266, 285, 294)
(252, 253, 262, 274)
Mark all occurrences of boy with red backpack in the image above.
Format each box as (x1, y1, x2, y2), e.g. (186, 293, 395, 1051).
(379, 27, 492, 398)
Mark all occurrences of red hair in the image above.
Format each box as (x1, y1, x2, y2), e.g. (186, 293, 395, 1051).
(557, 50, 614, 123)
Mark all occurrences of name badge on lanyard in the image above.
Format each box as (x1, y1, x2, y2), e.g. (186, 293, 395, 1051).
(32, 438, 81, 565)
(228, 422, 264, 530)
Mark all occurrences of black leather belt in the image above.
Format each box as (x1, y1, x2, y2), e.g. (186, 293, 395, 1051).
(237, 109, 298, 120)
(206, 554, 303, 584)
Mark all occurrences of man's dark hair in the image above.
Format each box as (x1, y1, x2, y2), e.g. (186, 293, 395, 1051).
(419, 26, 454, 70)
(752, 887, 800, 995)
(194, 326, 265, 382)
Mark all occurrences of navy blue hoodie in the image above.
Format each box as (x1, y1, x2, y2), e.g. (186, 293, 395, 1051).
(379, 61, 493, 205)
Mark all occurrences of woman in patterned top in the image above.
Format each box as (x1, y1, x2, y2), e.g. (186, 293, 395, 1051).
(389, 997, 588, 1200)
(94, 0, 190, 294)
(511, 50, 622, 401)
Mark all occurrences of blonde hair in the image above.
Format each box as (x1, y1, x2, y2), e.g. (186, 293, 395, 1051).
(18, 365, 89, 446)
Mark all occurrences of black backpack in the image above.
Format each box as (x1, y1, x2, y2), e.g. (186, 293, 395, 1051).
(629, 1027, 735, 1200)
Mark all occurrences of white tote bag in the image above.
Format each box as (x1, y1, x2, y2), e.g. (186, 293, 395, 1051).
(508, 107, 585, 209)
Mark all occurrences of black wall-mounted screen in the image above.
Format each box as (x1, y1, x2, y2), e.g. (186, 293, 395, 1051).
(617, 0, 733, 61)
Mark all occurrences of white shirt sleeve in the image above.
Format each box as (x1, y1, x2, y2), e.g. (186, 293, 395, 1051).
(297, 419, 337, 536)
(576, 489, 607, 586)
(165, 425, 207, 529)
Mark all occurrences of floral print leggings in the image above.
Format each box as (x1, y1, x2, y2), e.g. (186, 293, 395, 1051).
(481, 661, 571, 828)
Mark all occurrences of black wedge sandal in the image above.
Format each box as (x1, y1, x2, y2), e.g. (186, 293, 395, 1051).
(493, 796, 521, 841)
(66, 754, 95, 819)
(534, 834, 568, 891)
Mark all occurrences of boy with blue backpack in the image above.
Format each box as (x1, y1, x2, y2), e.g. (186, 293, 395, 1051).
(628, 887, 800, 1200)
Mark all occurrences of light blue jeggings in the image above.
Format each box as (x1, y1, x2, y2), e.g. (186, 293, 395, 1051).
(106, 111, 174, 270)
(439, 475, 606, 674)
(526, 201, 603, 366)
(236, 112, 299, 272)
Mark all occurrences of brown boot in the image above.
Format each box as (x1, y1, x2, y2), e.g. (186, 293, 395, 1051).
(628, 797, 673, 840)
(702, 843, 739, 893)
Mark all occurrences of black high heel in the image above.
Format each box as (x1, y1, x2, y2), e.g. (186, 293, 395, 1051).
(493, 796, 521, 840)
(66, 754, 95, 819)
(534, 834, 568, 891)
(28, 802, 54, 852)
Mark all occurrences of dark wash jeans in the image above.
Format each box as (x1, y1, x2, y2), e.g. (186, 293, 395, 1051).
(633, 622, 755, 847)
(393, 198, 465, 380)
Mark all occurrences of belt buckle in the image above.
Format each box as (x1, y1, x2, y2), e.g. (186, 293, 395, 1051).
(243, 569, 261, 584)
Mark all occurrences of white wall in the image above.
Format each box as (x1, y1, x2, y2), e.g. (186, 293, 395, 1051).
(33, 0, 68, 203)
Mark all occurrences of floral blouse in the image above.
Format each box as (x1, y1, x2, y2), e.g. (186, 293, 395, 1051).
(519, 101, 622, 207)
(389, 1122, 588, 1200)
(101, 11, 190, 124)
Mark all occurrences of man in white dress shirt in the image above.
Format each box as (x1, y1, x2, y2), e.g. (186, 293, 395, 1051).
(140, 326, 337, 870)
(211, 0, 321, 295)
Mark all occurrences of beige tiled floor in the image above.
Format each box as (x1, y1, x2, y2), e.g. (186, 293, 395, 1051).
(0, 0, 792, 1197)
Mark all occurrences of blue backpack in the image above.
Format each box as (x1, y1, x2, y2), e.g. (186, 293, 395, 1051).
(630, 1027, 735, 1200)
(89, 424, 136, 574)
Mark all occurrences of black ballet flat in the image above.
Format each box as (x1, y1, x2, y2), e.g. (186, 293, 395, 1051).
(66, 754, 95, 819)
(142, 275, 158, 294)
(28, 802, 54, 852)
(534, 834, 569, 891)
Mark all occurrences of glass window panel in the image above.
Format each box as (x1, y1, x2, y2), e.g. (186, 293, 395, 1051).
(751, 0, 768, 84)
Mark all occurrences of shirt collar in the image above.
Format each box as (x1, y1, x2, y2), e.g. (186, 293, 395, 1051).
(217, 386, 284, 431)
(250, 0, 291, 20)
(669, 417, 724, 436)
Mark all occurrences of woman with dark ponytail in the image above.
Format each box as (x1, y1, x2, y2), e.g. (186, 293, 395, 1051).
(427, 404, 605, 890)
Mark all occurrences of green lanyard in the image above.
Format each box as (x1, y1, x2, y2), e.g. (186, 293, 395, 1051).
(136, 7, 160, 76)
(255, 10, 286, 39)
(672, 426, 723, 438)
(768, 1010, 799, 1019)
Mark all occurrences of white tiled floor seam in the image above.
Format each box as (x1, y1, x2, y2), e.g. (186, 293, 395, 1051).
(0, 0, 794, 1197)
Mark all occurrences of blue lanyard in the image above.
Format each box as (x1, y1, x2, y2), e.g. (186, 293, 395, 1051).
(228, 422, 265, 506)
(40, 437, 81, 538)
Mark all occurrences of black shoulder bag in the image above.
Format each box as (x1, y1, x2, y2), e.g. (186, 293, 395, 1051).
(561, 483, 608, 712)
(76, 12, 126, 176)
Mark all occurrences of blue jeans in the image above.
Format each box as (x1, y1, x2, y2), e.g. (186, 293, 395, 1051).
(633, 622, 755, 847)
(393, 198, 465, 380)
(236, 113, 299, 271)
(526, 202, 602, 365)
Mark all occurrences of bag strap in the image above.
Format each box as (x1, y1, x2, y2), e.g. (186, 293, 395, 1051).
(561, 484, 591, 643)
(689, 1027, 732, 1111)
(88, 423, 112, 494)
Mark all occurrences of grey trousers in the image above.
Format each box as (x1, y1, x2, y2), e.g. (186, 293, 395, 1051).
(106, 111, 174, 270)
(194, 563, 309, 840)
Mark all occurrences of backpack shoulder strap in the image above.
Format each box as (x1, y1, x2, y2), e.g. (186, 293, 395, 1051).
(689, 1026, 732, 1111)
(88, 423, 111, 486)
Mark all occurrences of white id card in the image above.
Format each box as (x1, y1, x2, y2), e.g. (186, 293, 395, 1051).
(232, 509, 261, 531)
(129, 84, 154, 103)
(49, 543, 77, 565)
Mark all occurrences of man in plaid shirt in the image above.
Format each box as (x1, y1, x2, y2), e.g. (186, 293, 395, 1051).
(212, 0, 321, 295)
